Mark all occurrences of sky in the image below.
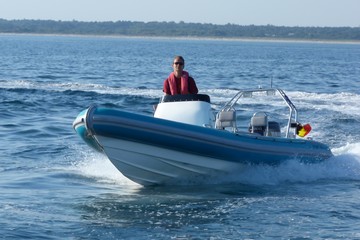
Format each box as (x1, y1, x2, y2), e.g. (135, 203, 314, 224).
(0, 0, 359, 27)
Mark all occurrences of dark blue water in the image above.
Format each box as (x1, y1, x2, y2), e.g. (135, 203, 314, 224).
(1, 34, 360, 239)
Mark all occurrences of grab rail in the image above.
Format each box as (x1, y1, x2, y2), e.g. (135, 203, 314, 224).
(218, 88, 298, 138)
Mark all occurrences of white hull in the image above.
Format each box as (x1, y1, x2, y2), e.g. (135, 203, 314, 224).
(97, 136, 244, 186)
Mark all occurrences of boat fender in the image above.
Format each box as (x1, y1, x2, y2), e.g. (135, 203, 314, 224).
(84, 104, 98, 135)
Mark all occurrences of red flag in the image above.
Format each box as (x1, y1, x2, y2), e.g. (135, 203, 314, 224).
(297, 123, 312, 137)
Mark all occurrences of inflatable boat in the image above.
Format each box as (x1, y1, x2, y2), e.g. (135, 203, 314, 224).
(73, 88, 333, 186)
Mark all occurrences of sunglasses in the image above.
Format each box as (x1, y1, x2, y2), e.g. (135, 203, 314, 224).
(174, 62, 184, 66)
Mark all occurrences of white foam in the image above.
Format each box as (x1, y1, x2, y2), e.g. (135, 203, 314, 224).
(289, 91, 360, 116)
(0, 79, 163, 98)
(332, 142, 360, 156)
(223, 142, 360, 186)
(71, 150, 140, 187)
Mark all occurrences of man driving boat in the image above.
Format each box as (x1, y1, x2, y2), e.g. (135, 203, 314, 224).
(163, 56, 198, 95)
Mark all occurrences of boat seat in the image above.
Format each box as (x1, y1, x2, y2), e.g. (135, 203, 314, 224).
(215, 110, 237, 132)
(267, 121, 281, 137)
(250, 112, 268, 136)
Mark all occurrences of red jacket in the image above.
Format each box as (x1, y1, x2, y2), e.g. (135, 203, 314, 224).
(163, 71, 198, 95)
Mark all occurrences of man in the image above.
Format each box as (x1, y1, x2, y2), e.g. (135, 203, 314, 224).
(163, 56, 198, 95)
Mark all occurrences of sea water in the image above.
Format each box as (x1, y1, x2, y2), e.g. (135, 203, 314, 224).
(1, 34, 360, 239)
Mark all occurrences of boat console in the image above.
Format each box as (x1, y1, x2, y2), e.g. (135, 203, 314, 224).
(154, 94, 214, 127)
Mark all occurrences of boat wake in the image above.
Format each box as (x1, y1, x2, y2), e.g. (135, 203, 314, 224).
(221, 142, 360, 186)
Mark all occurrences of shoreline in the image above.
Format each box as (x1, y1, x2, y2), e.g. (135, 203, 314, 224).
(1, 32, 360, 44)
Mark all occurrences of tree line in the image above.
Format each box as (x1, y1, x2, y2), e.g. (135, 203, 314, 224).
(0, 19, 359, 41)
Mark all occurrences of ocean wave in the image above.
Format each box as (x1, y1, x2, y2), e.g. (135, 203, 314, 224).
(289, 91, 360, 116)
(0, 79, 163, 98)
(2, 79, 359, 100)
